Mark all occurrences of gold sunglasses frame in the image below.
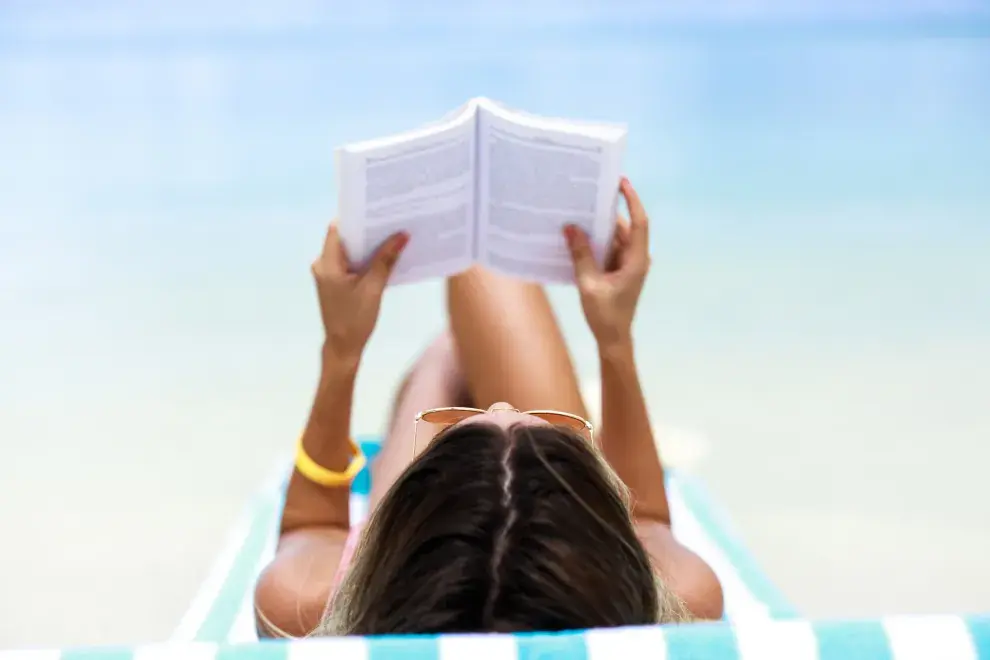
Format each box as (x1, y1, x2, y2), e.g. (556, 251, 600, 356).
(412, 406, 595, 458)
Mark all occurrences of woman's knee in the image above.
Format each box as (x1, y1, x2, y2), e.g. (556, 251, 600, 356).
(371, 331, 472, 505)
(391, 331, 470, 419)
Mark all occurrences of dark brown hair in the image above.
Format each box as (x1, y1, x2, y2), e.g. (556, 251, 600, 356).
(319, 422, 688, 635)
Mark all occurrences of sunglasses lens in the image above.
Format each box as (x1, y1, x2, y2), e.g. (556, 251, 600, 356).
(532, 412, 589, 431)
(419, 408, 482, 425)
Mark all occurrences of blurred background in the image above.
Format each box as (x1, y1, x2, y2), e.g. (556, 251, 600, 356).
(1, 0, 988, 647)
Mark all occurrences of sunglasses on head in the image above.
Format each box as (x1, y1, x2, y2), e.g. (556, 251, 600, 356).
(413, 406, 595, 457)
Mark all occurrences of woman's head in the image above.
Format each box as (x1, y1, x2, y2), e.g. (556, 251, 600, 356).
(322, 412, 688, 635)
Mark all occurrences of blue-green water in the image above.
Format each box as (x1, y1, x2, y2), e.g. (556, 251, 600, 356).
(2, 3, 989, 646)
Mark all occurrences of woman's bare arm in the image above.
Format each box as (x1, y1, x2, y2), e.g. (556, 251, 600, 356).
(567, 178, 723, 620)
(598, 338, 669, 522)
(254, 225, 408, 637)
(253, 347, 358, 637)
(598, 337, 724, 620)
(280, 347, 359, 535)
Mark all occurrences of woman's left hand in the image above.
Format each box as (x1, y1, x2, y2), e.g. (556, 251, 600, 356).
(565, 177, 651, 351)
(312, 221, 409, 363)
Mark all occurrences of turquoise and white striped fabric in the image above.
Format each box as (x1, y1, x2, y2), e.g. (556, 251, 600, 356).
(7, 437, 988, 659)
(170, 436, 795, 644)
(9, 615, 989, 660)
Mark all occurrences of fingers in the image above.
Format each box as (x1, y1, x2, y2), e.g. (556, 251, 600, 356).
(613, 217, 631, 249)
(564, 224, 599, 282)
(315, 221, 348, 276)
(606, 218, 631, 271)
(620, 177, 649, 257)
(362, 232, 409, 290)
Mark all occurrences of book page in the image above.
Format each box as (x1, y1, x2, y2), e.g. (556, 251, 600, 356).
(336, 104, 477, 285)
(479, 98, 627, 142)
(475, 101, 626, 284)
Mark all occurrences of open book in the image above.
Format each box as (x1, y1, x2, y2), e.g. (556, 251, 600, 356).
(336, 97, 628, 285)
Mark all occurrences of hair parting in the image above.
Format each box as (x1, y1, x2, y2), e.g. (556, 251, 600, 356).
(319, 422, 691, 635)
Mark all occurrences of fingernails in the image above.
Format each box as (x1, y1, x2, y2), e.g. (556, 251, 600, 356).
(563, 224, 576, 245)
(392, 232, 409, 253)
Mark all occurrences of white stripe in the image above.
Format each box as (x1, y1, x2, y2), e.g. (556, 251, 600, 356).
(170, 507, 254, 641)
(735, 620, 818, 660)
(439, 634, 518, 660)
(133, 642, 218, 660)
(0, 652, 61, 660)
(288, 638, 370, 660)
(226, 492, 368, 643)
(666, 479, 769, 622)
(172, 462, 288, 642)
(227, 519, 281, 643)
(227, 580, 260, 643)
(585, 625, 667, 660)
(350, 494, 370, 525)
(884, 615, 977, 660)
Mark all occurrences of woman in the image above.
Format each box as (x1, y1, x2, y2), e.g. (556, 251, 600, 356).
(254, 178, 723, 637)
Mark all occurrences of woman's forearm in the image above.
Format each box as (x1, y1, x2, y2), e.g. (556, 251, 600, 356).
(279, 345, 360, 534)
(598, 339, 671, 524)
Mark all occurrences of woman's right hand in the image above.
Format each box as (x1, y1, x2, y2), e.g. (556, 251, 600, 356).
(564, 177, 651, 351)
(312, 221, 408, 364)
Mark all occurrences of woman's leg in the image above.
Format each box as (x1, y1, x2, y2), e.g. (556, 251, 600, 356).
(371, 268, 587, 506)
(375, 268, 588, 501)
(446, 267, 588, 417)
(368, 331, 471, 509)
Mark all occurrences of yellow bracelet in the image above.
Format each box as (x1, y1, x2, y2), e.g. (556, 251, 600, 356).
(295, 436, 367, 487)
